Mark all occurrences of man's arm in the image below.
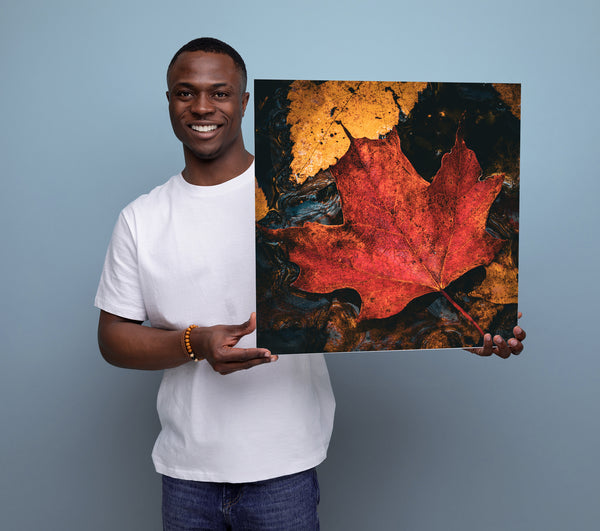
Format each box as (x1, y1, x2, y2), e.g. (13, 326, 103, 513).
(98, 310, 276, 373)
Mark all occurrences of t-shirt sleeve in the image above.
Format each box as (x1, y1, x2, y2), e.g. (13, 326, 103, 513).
(94, 209, 148, 321)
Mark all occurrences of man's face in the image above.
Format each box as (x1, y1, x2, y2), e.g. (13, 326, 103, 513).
(166, 51, 249, 162)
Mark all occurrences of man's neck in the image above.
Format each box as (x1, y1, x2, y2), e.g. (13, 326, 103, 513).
(181, 150, 254, 186)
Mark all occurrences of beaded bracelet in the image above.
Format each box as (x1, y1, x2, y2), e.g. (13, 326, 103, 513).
(181, 324, 203, 362)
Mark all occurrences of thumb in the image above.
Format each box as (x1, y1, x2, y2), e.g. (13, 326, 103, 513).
(230, 312, 257, 339)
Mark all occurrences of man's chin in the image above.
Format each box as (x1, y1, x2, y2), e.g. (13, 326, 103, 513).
(186, 146, 222, 161)
(193, 151, 220, 160)
(183, 138, 241, 163)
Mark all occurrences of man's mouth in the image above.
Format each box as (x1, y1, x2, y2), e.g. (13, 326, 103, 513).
(190, 124, 219, 133)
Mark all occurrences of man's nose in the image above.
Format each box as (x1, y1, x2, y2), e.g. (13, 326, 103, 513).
(191, 93, 214, 114)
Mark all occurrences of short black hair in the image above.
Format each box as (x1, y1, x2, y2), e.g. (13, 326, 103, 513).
(167, 37, 247, 92)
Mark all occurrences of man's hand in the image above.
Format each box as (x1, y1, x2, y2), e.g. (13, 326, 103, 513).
(192, 313, 278, 375)
(466, 312, 526, 359)
(98, 310, 277, 372)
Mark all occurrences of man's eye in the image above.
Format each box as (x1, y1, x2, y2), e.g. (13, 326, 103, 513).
(214, 92, 229, 98)
(177, 91, 192, 98)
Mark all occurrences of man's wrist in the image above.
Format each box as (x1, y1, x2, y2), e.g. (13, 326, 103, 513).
(181, 325, 204, 362)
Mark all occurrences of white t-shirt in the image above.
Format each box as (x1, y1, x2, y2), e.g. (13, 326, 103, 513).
(95, 163, 335, 483)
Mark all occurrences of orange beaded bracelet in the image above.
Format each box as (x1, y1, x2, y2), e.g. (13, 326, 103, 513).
(181, 324, 203, 362)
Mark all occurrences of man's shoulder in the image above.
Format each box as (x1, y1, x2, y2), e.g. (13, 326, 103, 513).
(122, 174, 180, 216)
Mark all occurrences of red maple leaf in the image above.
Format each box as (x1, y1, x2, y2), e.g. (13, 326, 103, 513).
(263, 128, 504, 334)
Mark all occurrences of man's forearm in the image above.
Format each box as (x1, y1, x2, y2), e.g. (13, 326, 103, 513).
(98, 310, 190, 370)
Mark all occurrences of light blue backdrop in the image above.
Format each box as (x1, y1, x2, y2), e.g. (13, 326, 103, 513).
(1, 1, 598, 529)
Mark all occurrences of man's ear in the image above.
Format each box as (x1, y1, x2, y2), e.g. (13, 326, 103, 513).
(241, 92, 250, 116)
(166, 91, 170, 102)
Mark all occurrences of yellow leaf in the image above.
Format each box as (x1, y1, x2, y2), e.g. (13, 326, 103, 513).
(493, 83, 521, 120)
(255, 178, 269, 221)
(287, 80, 427, 183)
(470, 243, 518, 304)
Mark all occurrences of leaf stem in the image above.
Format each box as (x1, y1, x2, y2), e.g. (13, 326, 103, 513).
(439, 289, 484, 337)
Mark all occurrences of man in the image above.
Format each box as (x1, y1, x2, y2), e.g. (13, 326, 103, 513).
(95, 38, 525, 529)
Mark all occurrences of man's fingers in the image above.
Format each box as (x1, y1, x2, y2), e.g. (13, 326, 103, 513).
(211, 348, 278, 375)
(513, 326, 526, 342)
(234, 346, 272, 360)
(493, 335, 511, 359)
(210, 345, 274, 367)
(466, 316, 526, 359)
(472, 333, 493, 357)
(216, 345, 272, 362)
(217, 356, 279, 375)
(508, 337, 524, 355)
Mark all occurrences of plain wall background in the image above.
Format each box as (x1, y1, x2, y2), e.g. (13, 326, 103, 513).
(1, 1, 598, 529)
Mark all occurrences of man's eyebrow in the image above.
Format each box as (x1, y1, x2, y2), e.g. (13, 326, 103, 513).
(171, 81, 233, 90)
(170, 82, 195, 91)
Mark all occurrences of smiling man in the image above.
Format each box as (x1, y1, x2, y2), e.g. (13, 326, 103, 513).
(95, 37, 526, 530)
(95, 38, 336, 529)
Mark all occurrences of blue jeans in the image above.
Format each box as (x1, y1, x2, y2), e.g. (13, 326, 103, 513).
(162, 468, 320, 530)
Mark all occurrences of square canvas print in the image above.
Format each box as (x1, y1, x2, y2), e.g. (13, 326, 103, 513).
(255, 80, 520, 354)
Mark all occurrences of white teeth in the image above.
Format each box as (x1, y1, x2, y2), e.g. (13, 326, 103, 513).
(191, 124, 218, 132)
